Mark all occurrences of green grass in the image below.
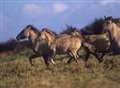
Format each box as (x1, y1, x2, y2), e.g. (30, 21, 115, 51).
(0, 51, 120, 88)
(0, 50, 31, 62)
(0, 55, 18, 62)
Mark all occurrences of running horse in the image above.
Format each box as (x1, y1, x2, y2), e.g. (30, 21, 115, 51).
(60, 26, 111, 65)
(103, 16, 120, 53)
(16, 25, 55, 66)
(40, 28, 83, 64)
(83, 32, 111, 62)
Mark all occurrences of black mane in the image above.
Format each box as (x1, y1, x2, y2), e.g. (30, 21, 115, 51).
(26, 24, 40, 34)
(42, 28, 57, 36)
(61, 25, 80, 35)
(81, 18, 104, 35)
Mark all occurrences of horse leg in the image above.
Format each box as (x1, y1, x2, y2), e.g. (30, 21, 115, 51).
(84, 51, 90, 67)
(83, 46, 90, 67)
(93, 53, 105, 63)
(66, 52, 73, 64)
(98, 53, 105, 62)
(67, 56, 73, 64)
(50, 58, 56, 65)
(29, 54, 39, 66)
(42, 55, 49, 67)
(50, 50, 56, 65)
(71, 51, 79, 64)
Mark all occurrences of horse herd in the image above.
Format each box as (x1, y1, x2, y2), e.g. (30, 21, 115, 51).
(16, 16, 120, 67)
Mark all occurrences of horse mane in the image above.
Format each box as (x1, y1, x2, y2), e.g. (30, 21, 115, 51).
(113, 18, 120, 27)
(60, 25, 85, 40)
(61, 25, 81, 34)
(42, 28, 57, 36)
(60, 25, 82, 37)
(81, 18, 104, 35)
(26, 24, 40, 34)
(104, 16, 113, 21)
(104, 16, 120, 26)
(116, 23, 120, 27)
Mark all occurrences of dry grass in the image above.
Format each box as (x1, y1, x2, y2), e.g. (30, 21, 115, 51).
(0, 54, 120, 88)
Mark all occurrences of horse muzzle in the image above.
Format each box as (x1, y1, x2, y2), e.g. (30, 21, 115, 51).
(16, 35, 26, 41)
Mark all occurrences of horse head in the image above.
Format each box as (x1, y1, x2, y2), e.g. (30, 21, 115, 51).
(16, 25, 40, 42)
(41, 28, 57, 45)
(103, 16, 114, 33)
(16, 25, 33, 40)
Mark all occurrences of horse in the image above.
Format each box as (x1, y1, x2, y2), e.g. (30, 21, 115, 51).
(16, 25, 55, 66)
(40, 28, 83, 64)
(83, 32, 111, 61)
(40, 27, 106, 68)
(60, 26, 111, 63)
(103, 16, 120, 53)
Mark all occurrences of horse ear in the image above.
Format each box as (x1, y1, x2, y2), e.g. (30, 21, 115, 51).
(104, 16, 107, 19)
(104, 16, 113, 21)
(28, 25, 32, 29)
(109, 16, 113, 20)
(42, 28, 48, 32)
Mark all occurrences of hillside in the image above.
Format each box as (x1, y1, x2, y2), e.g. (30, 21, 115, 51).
(0, 52, 120, 88)
(0, 17, 120, 88)
(0, 39, 32, 57)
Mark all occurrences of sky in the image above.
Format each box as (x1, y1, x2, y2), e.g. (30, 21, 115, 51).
(0, 0, 120, 42)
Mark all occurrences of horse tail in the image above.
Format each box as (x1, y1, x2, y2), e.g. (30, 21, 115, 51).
(81, 41, 96, 54)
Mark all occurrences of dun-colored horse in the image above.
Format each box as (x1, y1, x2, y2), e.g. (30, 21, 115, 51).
(60, 26, 111, 63)
(40, 28, 83, 64)
(40, 27, 103, 67)
(103, 16, 120, 53)
(83, 32, 111, 61)
(16, 25, 55, 66)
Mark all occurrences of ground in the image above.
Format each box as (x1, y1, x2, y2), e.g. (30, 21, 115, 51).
(0, 52, 120, 88)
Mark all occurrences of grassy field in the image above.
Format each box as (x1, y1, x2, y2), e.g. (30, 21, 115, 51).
(0, 51, 120, 88)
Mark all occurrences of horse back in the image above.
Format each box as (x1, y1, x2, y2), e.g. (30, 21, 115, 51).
(52, 35, 82, 53)
(84, 33, 110, 52)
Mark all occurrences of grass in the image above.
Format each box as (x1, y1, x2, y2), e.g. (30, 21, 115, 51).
(0, 51, 120, 88)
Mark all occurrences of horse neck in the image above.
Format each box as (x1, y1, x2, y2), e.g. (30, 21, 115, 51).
(71, 32, 84, 42)
(109, 23, 119, 40)
(45, 33, 55, 45)
(29, 30, 39, 45)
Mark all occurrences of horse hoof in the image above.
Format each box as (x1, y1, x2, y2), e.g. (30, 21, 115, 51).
(31, 64, 34, 67)
(85, 63, 90, 68)
(67, 61, 72, 64)
(50, 59, 56, 65)
(52, 61, 56, 65)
